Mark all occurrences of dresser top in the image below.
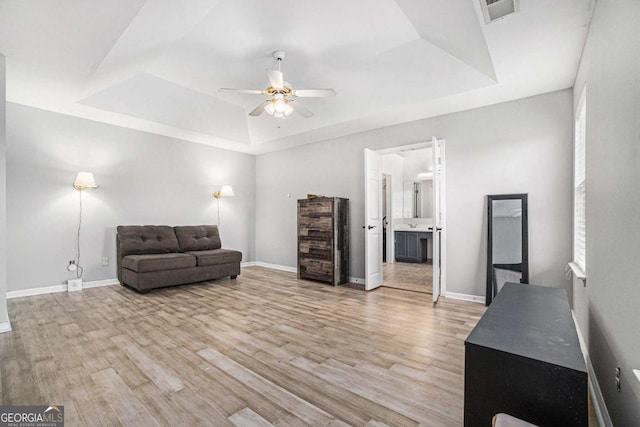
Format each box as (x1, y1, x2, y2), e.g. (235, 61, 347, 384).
(298, 197, 348, 202)
(465, 283, 586, 373)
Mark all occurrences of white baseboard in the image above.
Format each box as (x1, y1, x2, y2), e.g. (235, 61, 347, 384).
(571, 310, 613, 427)
(7, 284, 67, 299)
(586, 352, 612, 426)
(444, 291, 485, 304)
(241, 261, 257, 268)
(83, 279, 119, 289)
(250, 262, 297, 273)
(349, 277, 365, 285)
(7, 278, 119, 299)
(0, 321, 12, 334)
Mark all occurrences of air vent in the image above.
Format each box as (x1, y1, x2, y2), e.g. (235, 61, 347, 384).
(480, 0, 519, 24)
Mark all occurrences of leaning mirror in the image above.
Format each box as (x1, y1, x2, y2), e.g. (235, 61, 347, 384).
(486, 194, 529, 306)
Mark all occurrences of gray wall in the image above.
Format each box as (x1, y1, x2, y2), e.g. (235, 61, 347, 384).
(572, 0, 640, 423)
(256, 89, 573, 296)
(6, 103, 256, 292)
(0, 55, 8, 327)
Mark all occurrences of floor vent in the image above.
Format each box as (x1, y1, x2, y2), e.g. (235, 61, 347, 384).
(480, 0, 519, 24)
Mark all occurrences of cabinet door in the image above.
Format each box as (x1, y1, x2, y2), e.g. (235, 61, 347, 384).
(395, 232, 407, 259)
(406, 232, 420, 259)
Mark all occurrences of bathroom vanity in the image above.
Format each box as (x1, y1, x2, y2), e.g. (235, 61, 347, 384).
(394, 226, 432, 263)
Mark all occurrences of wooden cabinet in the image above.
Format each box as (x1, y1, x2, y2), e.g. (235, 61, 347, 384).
(297, 197, 349, 285)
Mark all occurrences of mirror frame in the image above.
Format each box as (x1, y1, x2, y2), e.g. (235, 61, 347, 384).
(486, 193, 529, 306)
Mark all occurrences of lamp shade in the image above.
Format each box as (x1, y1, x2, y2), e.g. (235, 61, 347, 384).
(219, 185, 234, 197)
(213, 185, 234, 199)
(73, 172, 98, 190)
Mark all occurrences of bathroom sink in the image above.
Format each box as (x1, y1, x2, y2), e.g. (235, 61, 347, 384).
(394, 224, 432, 232)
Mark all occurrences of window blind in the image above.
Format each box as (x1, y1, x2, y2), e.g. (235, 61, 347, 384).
(573, 91, 586, 273)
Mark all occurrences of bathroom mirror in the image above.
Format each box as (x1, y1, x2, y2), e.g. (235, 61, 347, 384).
(486, 194, 529, 306)
(403, 180, 434, 218)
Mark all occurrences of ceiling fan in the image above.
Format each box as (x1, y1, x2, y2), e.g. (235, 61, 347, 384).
(219, 51, 336, 119)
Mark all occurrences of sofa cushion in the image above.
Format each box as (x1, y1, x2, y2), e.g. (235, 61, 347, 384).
(122, 253, 196, 273)
(174, 225, 222, 251)
(117, 225, 180, 256)
(186, 249, 242, 267)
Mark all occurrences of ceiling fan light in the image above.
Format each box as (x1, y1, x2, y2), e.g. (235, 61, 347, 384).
(264, 102, 276, 115)
(222, 52, 328, 120)
(274, 99, 286, 113)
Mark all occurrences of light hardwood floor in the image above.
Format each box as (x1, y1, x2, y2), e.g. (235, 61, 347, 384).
(0, 267, 597, 426)
(383, 262, 433, 294)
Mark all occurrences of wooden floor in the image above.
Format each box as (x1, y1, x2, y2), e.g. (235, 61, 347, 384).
(1, 267, 485, 426)
(0, 267, 598, 426)
(383, 262, 433, 294)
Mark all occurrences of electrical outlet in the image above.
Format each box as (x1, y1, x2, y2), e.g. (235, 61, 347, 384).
(616, 366, 622, 393)
(101, 257, 109, 266)
(67, 278, 82, 292)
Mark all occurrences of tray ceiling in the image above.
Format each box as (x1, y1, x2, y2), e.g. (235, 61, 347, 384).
(0, 0, 594, 154)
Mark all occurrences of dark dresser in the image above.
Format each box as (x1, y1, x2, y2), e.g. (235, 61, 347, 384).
(297, 197, 349, 285)
(464, 282, 588, 426)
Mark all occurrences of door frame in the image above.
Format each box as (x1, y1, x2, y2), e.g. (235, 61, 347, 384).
(382, 173, 394, 265)
(369, 139, 447, 296)
(431, 136, 446, 303)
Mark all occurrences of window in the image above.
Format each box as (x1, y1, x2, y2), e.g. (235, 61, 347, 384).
(572, 88, 587, 279)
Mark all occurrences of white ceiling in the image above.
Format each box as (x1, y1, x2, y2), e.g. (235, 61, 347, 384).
(0, 0, 594, 154)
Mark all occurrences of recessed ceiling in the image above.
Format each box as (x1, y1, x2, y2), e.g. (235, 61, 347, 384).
(0, 0, 594, 154)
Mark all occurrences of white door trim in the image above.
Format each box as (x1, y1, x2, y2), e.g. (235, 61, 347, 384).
(367, 139, 447, 295)
(439, 140, 447, 297)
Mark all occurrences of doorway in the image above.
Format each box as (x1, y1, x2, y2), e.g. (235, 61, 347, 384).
(364, 139, 446, 301)
(380, 147, 433, 294)
(383, 262, 433, 294)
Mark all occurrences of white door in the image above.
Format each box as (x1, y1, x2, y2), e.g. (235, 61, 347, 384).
(364, 148, 383, 290)
(432, 137, 445, 303)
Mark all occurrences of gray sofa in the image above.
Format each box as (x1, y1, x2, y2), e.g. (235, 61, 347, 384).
(116, 225, 242, 293)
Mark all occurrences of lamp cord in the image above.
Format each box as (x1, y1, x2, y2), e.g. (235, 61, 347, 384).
(217, 197, 221, 227)
(75, 190, 84, 279)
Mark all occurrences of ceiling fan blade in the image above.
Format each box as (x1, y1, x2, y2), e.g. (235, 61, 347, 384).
(219, 88, 265, 95)
(249, 101, 270, 116)
(293, 89, 336, 98)
(266, 69, 284, 88)
(291, 100, 314, 118)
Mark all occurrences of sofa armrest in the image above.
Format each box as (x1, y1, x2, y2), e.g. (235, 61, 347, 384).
(116, 233, 123, 282)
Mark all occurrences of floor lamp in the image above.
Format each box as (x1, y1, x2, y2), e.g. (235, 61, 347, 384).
(68, 171, 98, 292)
(213, 185, 234, 227)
